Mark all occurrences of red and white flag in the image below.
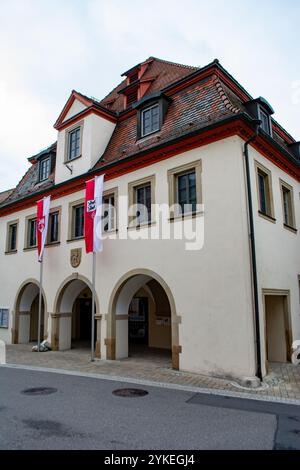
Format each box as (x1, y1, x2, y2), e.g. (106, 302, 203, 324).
(84, 175, 104, 253)
(36, 196, 51, 262)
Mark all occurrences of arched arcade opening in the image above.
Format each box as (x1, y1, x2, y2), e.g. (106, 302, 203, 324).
(53, 276, 100, 353)
(107, 270, 180, 369)
(14, 281, 46, 344)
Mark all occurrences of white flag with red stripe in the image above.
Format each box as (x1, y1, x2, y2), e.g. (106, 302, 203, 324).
(84, 175, 104, 253)
(36, 196, 51, 262)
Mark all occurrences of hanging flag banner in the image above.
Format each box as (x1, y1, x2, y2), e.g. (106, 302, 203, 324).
(84, 175, 104, 253)
(36, 196, 51, 262)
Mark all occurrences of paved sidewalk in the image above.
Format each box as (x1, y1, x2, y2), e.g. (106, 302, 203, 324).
(4, 344, 300, 403)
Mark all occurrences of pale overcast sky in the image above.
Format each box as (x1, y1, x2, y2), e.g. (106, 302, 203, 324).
(0, 0, 299, 191)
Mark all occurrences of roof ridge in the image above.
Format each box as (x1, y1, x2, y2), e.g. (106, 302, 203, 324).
(148, 56, 199, 70)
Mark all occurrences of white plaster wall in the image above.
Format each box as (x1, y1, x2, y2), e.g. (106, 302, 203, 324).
(59, 317, 72, 350)
(55, 112, 115, 185)
(247, 144, 300, 374)
(18, 315, 30, 343)
(63, 100, 87, 122)
(90, 114, 116, 168)
(116, 319, 128, 359)
(0, 136, 261, 379)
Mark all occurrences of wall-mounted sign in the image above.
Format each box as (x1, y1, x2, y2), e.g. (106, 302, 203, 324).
(0, 309, 9, 328)
(70, 248, 82, 268)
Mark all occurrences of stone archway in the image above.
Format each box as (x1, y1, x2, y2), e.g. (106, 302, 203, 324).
(52, 274, 101, 355)
(106, 269, 181, 370)
(13, 279, 47, 344)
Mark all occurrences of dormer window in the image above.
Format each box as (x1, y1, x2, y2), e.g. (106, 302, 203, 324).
(259, 107, 271, 135)
(135, 92, 171, 140)
(68, 127, 81, 160)
(126, 90, 138, 108)
(245, 97, 274, 137)
(39, 157, 50, 182)
(141, 104, 160, 137)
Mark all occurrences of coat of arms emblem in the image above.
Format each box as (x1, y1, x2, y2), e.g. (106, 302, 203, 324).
(70, 248, 82, 268)
(38, 217, 45, 232)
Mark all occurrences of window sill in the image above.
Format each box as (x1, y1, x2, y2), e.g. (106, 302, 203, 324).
(283, 223, 297, 234)
(258, 211, 276, 223)
(5, 250, 17, 255)
(64, 155, 82, 164)
(127, 221, 156, 231)
(45, 241, 61, 247)
(137, 130, 161, 143)
(169, 211, 203, 222)
(23, 246, 37, 251)
(0, 326, 8, 329)
(103, 228, 118, 234)
(67, 237, 84, 243)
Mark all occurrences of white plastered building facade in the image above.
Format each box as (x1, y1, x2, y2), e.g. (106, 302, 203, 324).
(1, 60, 299, 384)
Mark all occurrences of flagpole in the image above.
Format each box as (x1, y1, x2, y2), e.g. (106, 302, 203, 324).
(91, 251, 96, 362)
(37, 258, 43, 352)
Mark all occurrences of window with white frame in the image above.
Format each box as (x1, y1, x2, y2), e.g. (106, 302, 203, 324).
(6, 221, 18, 253)
(255, 162, 274, 220)
(141, 104, 160, 137)
(168, 160, 202, 219)
(280, 180, 296, 230)
(27, 218, 37, 247)
(39, 157, 51, 181)
(72, 203, 84, 239)
(103, 193, 116, 232)
(48, 211, 60, 243)
(259, 107, 272, 135)
(128, 176, 155, 227)
(68, 127, 81, 160)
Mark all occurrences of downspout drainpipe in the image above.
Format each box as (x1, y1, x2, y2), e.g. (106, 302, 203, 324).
(243, 119, 263, 381)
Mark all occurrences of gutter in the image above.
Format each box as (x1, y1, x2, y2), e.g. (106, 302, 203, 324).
(243, 119, 263, 381)
(0, 112, 298, 213)
(0, 113, 245, 211)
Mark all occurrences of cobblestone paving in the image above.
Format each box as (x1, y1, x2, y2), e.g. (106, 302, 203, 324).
(5, 344, 300, 402)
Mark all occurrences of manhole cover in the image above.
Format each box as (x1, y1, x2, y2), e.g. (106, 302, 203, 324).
(21, 387, 57, 396)
(112, 388, 148, 397)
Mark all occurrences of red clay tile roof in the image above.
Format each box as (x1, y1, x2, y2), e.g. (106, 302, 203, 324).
(4, 144, 56, 205)
(0, 57, 298, 208)
(100, 57, 199, 113)
(94, 74, 241, 169)
(0, 189, 13, 204)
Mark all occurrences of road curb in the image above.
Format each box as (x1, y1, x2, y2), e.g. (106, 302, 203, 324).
(2, 362, 300, 406)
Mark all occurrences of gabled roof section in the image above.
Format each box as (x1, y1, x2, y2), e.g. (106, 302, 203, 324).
(54, 90, 94, 129)
(54, 90, 117, 130)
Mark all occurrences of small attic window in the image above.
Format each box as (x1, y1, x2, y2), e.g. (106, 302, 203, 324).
(126, 90, 138, 107)
(141, 104, 160, 137)
(129, 72, 139, 84)
(244, 97, 274, 138)
(259, 107, 272, 136)
(135, 92, 171, 140)
(39, 157, 51, 182)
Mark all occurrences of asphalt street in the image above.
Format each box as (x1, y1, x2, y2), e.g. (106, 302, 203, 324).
(0, 366, 299, 450)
